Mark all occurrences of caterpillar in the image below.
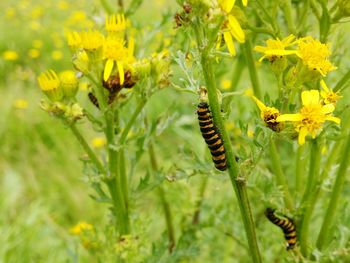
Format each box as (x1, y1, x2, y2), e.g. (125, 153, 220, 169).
(265, 208, 297, 250)
(197, 102, 227, 171)
(88, 92, 99, 109)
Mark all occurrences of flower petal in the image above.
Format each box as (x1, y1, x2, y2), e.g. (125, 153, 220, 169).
(223, 31, 236, 56)
(302, 90, 319, 106)
(251, 96, 266, 111)
(325, 116, 341, 124)
(276, 114, 303, 122)
(219, 0, 235, 13)
(117, 61, 124, 85)
(242, 0, 248, 6)
(321, 103, 335, 114)
(104, 59, 114, 81)
(320, 79, 329, 92)
(228, 15, 245, 43)
(298, 127, 308, 145)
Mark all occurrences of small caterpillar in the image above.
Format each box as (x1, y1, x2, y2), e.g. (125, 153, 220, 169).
(197, 102, 227, 171)
(88, 92, 99, 109)
(265, 208, 297, 250)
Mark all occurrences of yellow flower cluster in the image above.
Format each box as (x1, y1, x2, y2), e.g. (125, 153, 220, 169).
(66, 14, 135, 84)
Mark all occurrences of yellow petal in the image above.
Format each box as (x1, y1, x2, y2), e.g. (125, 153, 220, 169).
(216, 34, 223, 50)
(264, 49, 298, 56)
(320, 90, 327, 99)
(242, 0, 248, 6)
(320, 79, 329, 92)
(223, 31, 236, 56)
(325, 116, 341, 124)
(282, 34, 296, 46)
(228, 15, 245, 43)
(301, 90, 319, 106)
(219, 0, 235, 13)
(251, 96, 266, 111)
(117, 61, 124, 85)
(254, 46, 268, 53)
(276, 114, 303, 122)
(104, 59, 114, 81)
(321, 103, 335, 114)
(298, 127, 308, 145)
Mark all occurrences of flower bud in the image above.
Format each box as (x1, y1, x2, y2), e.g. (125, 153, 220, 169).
(59, 70, 79, 98)
(37, 70, 63, 102)
(73, 50, 90, 74)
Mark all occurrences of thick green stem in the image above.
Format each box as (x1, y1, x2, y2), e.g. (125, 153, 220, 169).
(316, 132, 350, 250)
(295, 144, 305, 198)
(243, 40, 262, 99)
(200, 49, 262, 263)
(69, 124, 105, 175)
(299, 139, 322, 257)
(149, 139, 175, 253)
(269, 139, 294, 210)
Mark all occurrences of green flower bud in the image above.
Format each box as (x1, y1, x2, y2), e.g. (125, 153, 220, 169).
(37, 70, 63, 102)
(59, 70, 79, 98)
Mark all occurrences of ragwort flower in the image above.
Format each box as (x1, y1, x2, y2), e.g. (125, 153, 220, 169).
(105, 14, 127, 35)
(217, 0, 245, 56)
(277, 90, 340, 145)
(254, 34, 298, 62)
(320, 79, 342, 105)
(37, 70, 63, 102)
(297, 37, 337, 77)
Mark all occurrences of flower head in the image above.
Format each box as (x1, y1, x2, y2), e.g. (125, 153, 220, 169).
(2, 50, 18, 61)
(297, 37, 337, 77)
(251, 95, 283, 132)
(103, 36, 135, 83)
(320, 79, 342, 105)
(79, 30, 104, 51)
(217, 0, 245, 56)
(59, 70, 79, 98)
(105, 14, 127, 35)
(277, 90, 340, 145)
(37, 70, 63, 102)
(69, 222, 94, 235)
(254, 34, 298, 62)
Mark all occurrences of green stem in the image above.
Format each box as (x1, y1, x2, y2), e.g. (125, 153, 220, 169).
(230, 54, 245, 92)
(243, 40, 262, 99)
(192, 177, 208, 225)
(118, 0, 125, 13)
(281, 0, 296, 34)
(200, 49, 262, 263)
(100, 0, 113, 14)
(310, 0, 321, 21)
(119, 149, 130, 232)
(269, 138, 294, 210)
(119, 99, 146, 144)
(334, 68, 350, 92)
(316, 131, 350, 250)
(69, 124, 105, 174)
(297, 0, 310, 34)
(299, 139, 322, 257)
(295, 144, 305, 198)
(149, 139, 175, 253)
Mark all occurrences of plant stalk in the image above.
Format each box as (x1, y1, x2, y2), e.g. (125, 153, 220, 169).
(243, 40, 262, 99)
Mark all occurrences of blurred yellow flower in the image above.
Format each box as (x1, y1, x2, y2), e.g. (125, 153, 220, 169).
(277, 90, 340, 145)
(57, 0, 69, 10)
(5, 7, 16, 18)
(91, 137, 106, 148)
(221, 79, 232, 90)
(29, 21, 41, 31)
(14, 99, 28, 109)
(32, 39, 43, 49)
(320, 79, 342, 105)
(52, 50, 63, 60)
(30, 6, 44, 19)
(69, 222, 94, 235)
(297, 37, 337, 77)
(3, 50, 19, 61)
(28, 49, 40, 59)
(254, 35, 298, 62)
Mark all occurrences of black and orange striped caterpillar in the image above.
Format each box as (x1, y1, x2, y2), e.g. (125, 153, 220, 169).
(265, 208, 297, 250)
(197, 102, 227, 171)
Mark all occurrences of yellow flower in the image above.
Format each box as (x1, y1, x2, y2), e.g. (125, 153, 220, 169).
(69, 222, 94, 235)
(37, 70, 63, 101)
(52, 50, 63, 60)
(297, 37, 337, 77)
(14, 99, 28, 109)
(3, 50, 18, 61)
(320, 79, 342, 105)
(105, 14, 127, 35)
(102, 36, 135, 83)
(254, 34, 298, 62)
(32, 39, 43, 49)
(66, 31, 82, 50)
(28, 49, 40, 59)
(217, 0, 245, 56)
(80, 30, 104, 51)
(221, 79, 232, 90)
(91, 137, 106, 148)
(251, 95, 283, 132)
(277, 90, 340, 145)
